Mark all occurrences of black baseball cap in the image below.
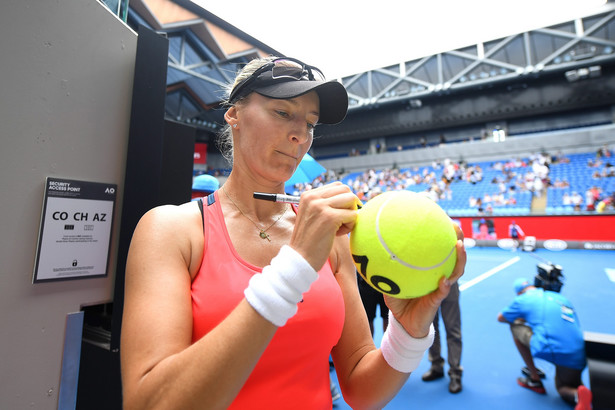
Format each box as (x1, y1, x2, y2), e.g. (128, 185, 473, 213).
(229, 58, 348, 125)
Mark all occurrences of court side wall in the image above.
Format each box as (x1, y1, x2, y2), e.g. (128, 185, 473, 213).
(456, 214, 615, 250)
(0, 1, 137, 408)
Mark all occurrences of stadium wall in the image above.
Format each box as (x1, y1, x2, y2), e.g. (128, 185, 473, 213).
(456, 214, 615, 251)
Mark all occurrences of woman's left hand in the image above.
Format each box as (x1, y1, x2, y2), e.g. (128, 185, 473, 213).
(384, 223, 466, 338)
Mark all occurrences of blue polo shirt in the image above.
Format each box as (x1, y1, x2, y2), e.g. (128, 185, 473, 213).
(501, 288, 586, 370)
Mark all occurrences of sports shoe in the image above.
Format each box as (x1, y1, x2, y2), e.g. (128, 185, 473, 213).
(522, 366, 546, 379)
(575, 385, 592, 410)
(517, 377, 546, 394)
(449, 375, 462, 394)
(422, 368, 445, 382)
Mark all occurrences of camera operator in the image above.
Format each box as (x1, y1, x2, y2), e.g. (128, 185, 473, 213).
(497, 277, 591, 409)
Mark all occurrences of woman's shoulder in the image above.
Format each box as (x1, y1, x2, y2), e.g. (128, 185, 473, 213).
(143, 201, 200, 222)
(132, 201, 205, 274)
(135, 201, 203, 242)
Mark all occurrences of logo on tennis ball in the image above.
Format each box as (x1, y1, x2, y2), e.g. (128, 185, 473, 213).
(353, 254, 401, 295)
(349, 191, 457, 299)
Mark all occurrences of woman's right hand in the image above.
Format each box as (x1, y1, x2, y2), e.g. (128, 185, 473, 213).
(384, 221, 466, 338)
(289, 182, 360, 271)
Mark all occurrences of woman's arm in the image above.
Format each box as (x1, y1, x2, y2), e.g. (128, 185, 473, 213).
(120, 204, 278, 410)
(331, 226, 466, 410)
(330, 235, 410, 410)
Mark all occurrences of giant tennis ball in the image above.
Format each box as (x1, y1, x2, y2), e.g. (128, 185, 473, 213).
(350, 190, 457, 299)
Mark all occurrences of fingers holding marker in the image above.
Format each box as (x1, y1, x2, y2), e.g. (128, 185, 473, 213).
(286, 184, 359, 270)
(254, 182, 361, 210)
(306, 184, 360, 234)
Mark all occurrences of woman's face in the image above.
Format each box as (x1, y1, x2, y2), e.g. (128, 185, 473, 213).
(231, 91, 320, 185)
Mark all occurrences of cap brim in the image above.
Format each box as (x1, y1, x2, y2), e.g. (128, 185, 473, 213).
(255, 80, 348, 125)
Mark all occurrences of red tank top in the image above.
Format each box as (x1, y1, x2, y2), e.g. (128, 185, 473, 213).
(191, 192, 345, 409)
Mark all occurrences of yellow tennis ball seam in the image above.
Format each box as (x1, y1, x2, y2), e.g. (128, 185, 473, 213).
(374, 193, 456, 270)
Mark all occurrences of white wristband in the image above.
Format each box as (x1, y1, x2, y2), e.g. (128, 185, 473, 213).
(380, 310, 435, 373)
(244, 245, 318, 327)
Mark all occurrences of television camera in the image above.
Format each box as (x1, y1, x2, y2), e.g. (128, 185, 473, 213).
(534, 261, 564, 292)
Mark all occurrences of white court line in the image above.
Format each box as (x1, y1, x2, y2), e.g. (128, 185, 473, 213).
(459, 256, 521, 292)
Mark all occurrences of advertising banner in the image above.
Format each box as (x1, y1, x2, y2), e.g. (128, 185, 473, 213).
(194, 142, 207, 164)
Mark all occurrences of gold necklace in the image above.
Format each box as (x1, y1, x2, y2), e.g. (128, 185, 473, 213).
(222, 185, 287, 242)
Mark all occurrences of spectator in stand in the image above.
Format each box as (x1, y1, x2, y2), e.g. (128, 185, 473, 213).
(597, 144, 612, 158)
(570, 192, 583, 212)
(443, 159, 456, 183)
(596, 192, 615, 213)
(483, 204, 494, 215)
(467, 169, 478, 185)
(585, 188, 596, 211)
(553, 178, 569, 189)
(498, 180, 507, 194)
(427, 185, 440, 203)
(493, 193, 505, 206)
(553, 151, 570, 164)
(533, 159, 550, 180)
(587, 158, 602, 168)
(476, 197, 484, 213)
(532, 177, 545, 198)
(562, 192, 572, 206)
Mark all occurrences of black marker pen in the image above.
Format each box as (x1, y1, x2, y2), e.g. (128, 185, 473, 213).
(253, 192, 300, 205)
(253, 192, 362, 209)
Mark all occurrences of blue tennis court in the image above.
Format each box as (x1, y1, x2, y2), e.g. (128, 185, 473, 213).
(332, 246, 615, 409)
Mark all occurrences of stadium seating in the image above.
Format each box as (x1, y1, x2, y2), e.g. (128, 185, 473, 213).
(337, 150, 614, 215)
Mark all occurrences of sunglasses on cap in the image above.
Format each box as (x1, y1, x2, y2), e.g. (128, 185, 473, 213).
(229, 57, 326, 104)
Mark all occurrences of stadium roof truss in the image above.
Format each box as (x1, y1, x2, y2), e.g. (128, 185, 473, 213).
(119, 1, 615, 136)
(342, 10, 615, 110)
(164, 30, 242, 131)
(125, 0, 278, 135)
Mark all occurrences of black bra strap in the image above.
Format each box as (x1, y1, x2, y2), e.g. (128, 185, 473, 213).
(197, 197, 204, 232)
(197, 197, 204, 214)
(197, 192, 216, 234)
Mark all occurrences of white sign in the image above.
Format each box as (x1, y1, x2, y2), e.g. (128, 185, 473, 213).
(33, 177, 117, 283)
